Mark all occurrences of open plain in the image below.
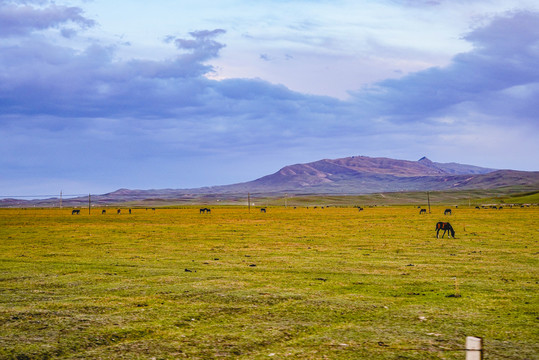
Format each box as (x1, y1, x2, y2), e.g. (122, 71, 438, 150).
(0, 205, 537, 359)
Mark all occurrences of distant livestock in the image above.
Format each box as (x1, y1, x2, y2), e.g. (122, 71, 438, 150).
(71, 209, 80, 215)
(129, 209, 132, 214)
(117, 209, 121, 214)
(436, 222, 455, 238)
(102, 210, 106, 215)
(444, 209, 452, 215)
(419, 209, 426, 214)
(200, 208, 211, 214)
(260, 208, 266, 213)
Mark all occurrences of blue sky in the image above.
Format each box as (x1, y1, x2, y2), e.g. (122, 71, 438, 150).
(1, 0, 538, 196)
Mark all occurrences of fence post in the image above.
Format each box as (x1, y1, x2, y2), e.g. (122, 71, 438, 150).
(465, 336, 482, 360)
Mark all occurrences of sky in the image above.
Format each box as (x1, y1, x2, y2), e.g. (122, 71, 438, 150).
(1, 0, 538, 197)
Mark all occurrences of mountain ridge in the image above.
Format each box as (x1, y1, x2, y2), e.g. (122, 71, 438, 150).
(1, 156, 537, 206)
(237, 155, 498, 191)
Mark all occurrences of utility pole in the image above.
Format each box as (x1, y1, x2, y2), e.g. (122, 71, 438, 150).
(427, 191, 431, 214)
(248, 193, 251, 213)
(88, 194, 91, 215)
(60, 190, 62, 209)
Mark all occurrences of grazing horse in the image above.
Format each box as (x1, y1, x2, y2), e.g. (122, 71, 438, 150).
(419, 209, 426, 214)
(200, 208, 211, 214)
(436, 222, 455, 238)
(101, 210, 106, 215)
(444, 209, 452, 215)
(260, 208, 266, 213)
(129, 209, 132, 214)
(117, 209, 121, 214)
(71, 209, 80, 215)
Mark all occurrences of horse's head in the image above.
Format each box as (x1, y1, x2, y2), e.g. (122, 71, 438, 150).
(450, 226, 455, 238)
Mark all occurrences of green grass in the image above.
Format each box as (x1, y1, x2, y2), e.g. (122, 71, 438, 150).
(212, 188, 539, 208)
(0, 206, 537, 359)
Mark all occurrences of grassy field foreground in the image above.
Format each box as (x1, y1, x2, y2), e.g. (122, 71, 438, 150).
(0, 206, 537, 359)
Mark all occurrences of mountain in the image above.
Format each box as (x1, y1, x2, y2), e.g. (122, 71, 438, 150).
(221, 156, 503, 193)
(96, 156, 535, 197)
(2, 156, 537, 206)
(417, 156, 497, 175)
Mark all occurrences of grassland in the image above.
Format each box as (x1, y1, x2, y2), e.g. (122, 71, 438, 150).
(253, 188, 539, 208)
(0, 205, 537, 359)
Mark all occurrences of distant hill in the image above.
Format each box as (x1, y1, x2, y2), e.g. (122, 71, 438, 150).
(1, 156, 537, 206)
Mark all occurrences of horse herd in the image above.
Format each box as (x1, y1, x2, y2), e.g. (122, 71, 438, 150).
(418, 208, 452, 215)
(71, 208, 153, 215)
(71, 206, 460, 239)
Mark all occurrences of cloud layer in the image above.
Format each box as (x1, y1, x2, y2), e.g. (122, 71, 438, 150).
(352, 11, 539, 125)
(0, 0, 94, 37)
(1, 1, 538, 195)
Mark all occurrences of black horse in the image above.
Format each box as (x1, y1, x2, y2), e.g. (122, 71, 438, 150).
(444, 209, 452, 215)
(200, 208, 211, 214)
(436, 222, 455, 238)
(419, 209, 426, 214)
(71, 209, 80, 215)
(260, 208, 266, 213)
